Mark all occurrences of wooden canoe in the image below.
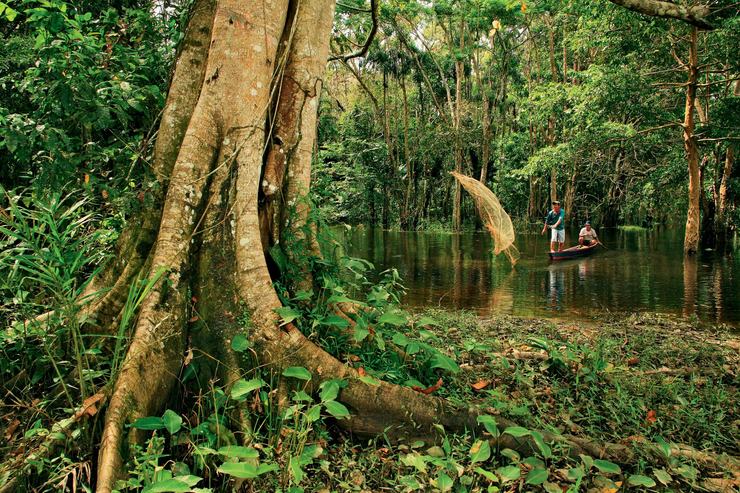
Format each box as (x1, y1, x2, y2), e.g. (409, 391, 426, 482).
(548, 242, 599, 261)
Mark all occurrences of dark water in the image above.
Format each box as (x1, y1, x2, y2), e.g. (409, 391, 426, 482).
(339, 227, 740, 326)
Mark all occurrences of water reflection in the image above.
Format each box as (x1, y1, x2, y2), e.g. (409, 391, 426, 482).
(338, 227, 739, 326)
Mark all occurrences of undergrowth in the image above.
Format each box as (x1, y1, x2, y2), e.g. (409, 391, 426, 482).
(0, 193, 737, 492)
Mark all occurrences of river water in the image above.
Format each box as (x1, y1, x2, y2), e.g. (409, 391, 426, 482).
(338, 226, 740, 326)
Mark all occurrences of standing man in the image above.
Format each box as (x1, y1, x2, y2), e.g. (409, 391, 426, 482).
(578, 221, 599, 246)
(541, 200, 565, 252)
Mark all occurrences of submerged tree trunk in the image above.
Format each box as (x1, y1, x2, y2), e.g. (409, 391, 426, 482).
(683, 28, 700, 256)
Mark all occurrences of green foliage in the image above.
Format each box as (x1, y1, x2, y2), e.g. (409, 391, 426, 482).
(0, 0, 179, 216)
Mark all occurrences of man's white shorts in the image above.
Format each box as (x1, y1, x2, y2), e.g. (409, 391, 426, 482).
(551, 229, 564, 243)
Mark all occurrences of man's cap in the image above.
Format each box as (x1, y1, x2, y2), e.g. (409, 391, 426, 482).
(552, 200, 560, 205)
(585, 221, 591, 225)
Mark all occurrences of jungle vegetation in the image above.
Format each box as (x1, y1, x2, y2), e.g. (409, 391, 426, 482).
(0, 0, 737, 492)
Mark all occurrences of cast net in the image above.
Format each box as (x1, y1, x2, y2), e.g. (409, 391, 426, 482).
(451, 171, 520, 265)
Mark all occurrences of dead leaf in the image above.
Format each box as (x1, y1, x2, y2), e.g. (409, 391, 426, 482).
(188, 315, 199, 323)
(184, 348, 194, 366)
(358, 367, 367, 377)
(646, 409, 657, 425)
(101, 189, 109, 200)
(412, 378, 443, 395)
(5, 419, 20, 440)
(627, 357, 640, 366)
(74, 392, 106, 420)
(84, 174, 90, 184)
(471, 380, 490, 391)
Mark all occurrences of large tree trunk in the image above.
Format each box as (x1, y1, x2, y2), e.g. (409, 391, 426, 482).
(683, 28, 701, 256)
(87, 2, 494, 491)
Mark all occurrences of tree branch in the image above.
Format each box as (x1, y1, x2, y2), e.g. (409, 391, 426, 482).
(329, 0, 379, 62)
(608, 0, 714, 29)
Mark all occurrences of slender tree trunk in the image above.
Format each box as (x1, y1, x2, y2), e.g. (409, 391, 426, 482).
(382, 71, 394, 229)
(683, 28, 701, 256)
(716, 144, 734, 248)
(401, 76, 413, 229)
(547, 16, 559, 204)
(452, 19, 465, 231)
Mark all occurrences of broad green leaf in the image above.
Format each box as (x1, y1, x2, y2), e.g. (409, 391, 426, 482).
(593, 459, 621, 474)
(398, 475, 421, 489)
(283, 366, 312, 381)
(503, 426, 530, 438)
(416, 316, 440, 327)
(231, 334, 249, 352)
(322, 314, 349, 328)
(497, 465, 520, 483)
(568, 466, 585, 481)
(543, 482, 562, 493)
(655, 435, 672, 458)
(469, 440, 491, 463)
(217, 446, 259, 459)
(476, 415, 499, 437)
(289, 455, 304, 483)
(323, 400, 350, 419)
(436, 472, 454, 492)
(358, 374, 381, 386)
(653, 468, 672, 485)
(292, 390, 312, 402)
(162, 409, 182, 435)
(526, 468, 548, 485)
(674, 465, 697, 480)
(378, 311, 407, 326)
(320, 380, 340, 402)
(327, 294, 362, 305)
(474, 467, 498, 482)
(142, 478, 197, 493)
(374, 332, 386, 350)
(293, 290, 313, 301)
(231, 378, 266, 400)
(627, 475, 656, 487)
(132, 416, 164, 430)
(531, 431, 551, 458)
(426, 446, 445, 457)
(275, 306, 301, 325)
(400, 453, 427, 473)
(218, 462, 278, 479)
(430, 352, 460, 373)
(306, 405, 322, 422)
(353, 325, 369, 342)
(391, 332, 409, 346)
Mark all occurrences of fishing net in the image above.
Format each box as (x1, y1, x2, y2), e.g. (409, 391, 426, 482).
(451, 171, 520, 265)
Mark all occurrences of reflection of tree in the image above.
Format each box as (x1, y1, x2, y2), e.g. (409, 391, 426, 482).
(547, 265, 566, 311)
(452, 233, 462, 305)
(683, 256, 698, 318)
(711, 261, 723, 323)
(488, 267, 515, 314)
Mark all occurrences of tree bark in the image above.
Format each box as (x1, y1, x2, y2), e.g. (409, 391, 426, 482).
(607, 0, 713, 29)
(683, 28, 701, 256)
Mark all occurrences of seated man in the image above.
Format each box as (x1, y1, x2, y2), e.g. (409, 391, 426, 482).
(578, 221, 598, 246)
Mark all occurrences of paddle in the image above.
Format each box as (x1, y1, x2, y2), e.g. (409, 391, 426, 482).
(597, 240, 608, 250)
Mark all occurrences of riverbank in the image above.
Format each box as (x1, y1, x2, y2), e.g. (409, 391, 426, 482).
(301, 309, 739, 492)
